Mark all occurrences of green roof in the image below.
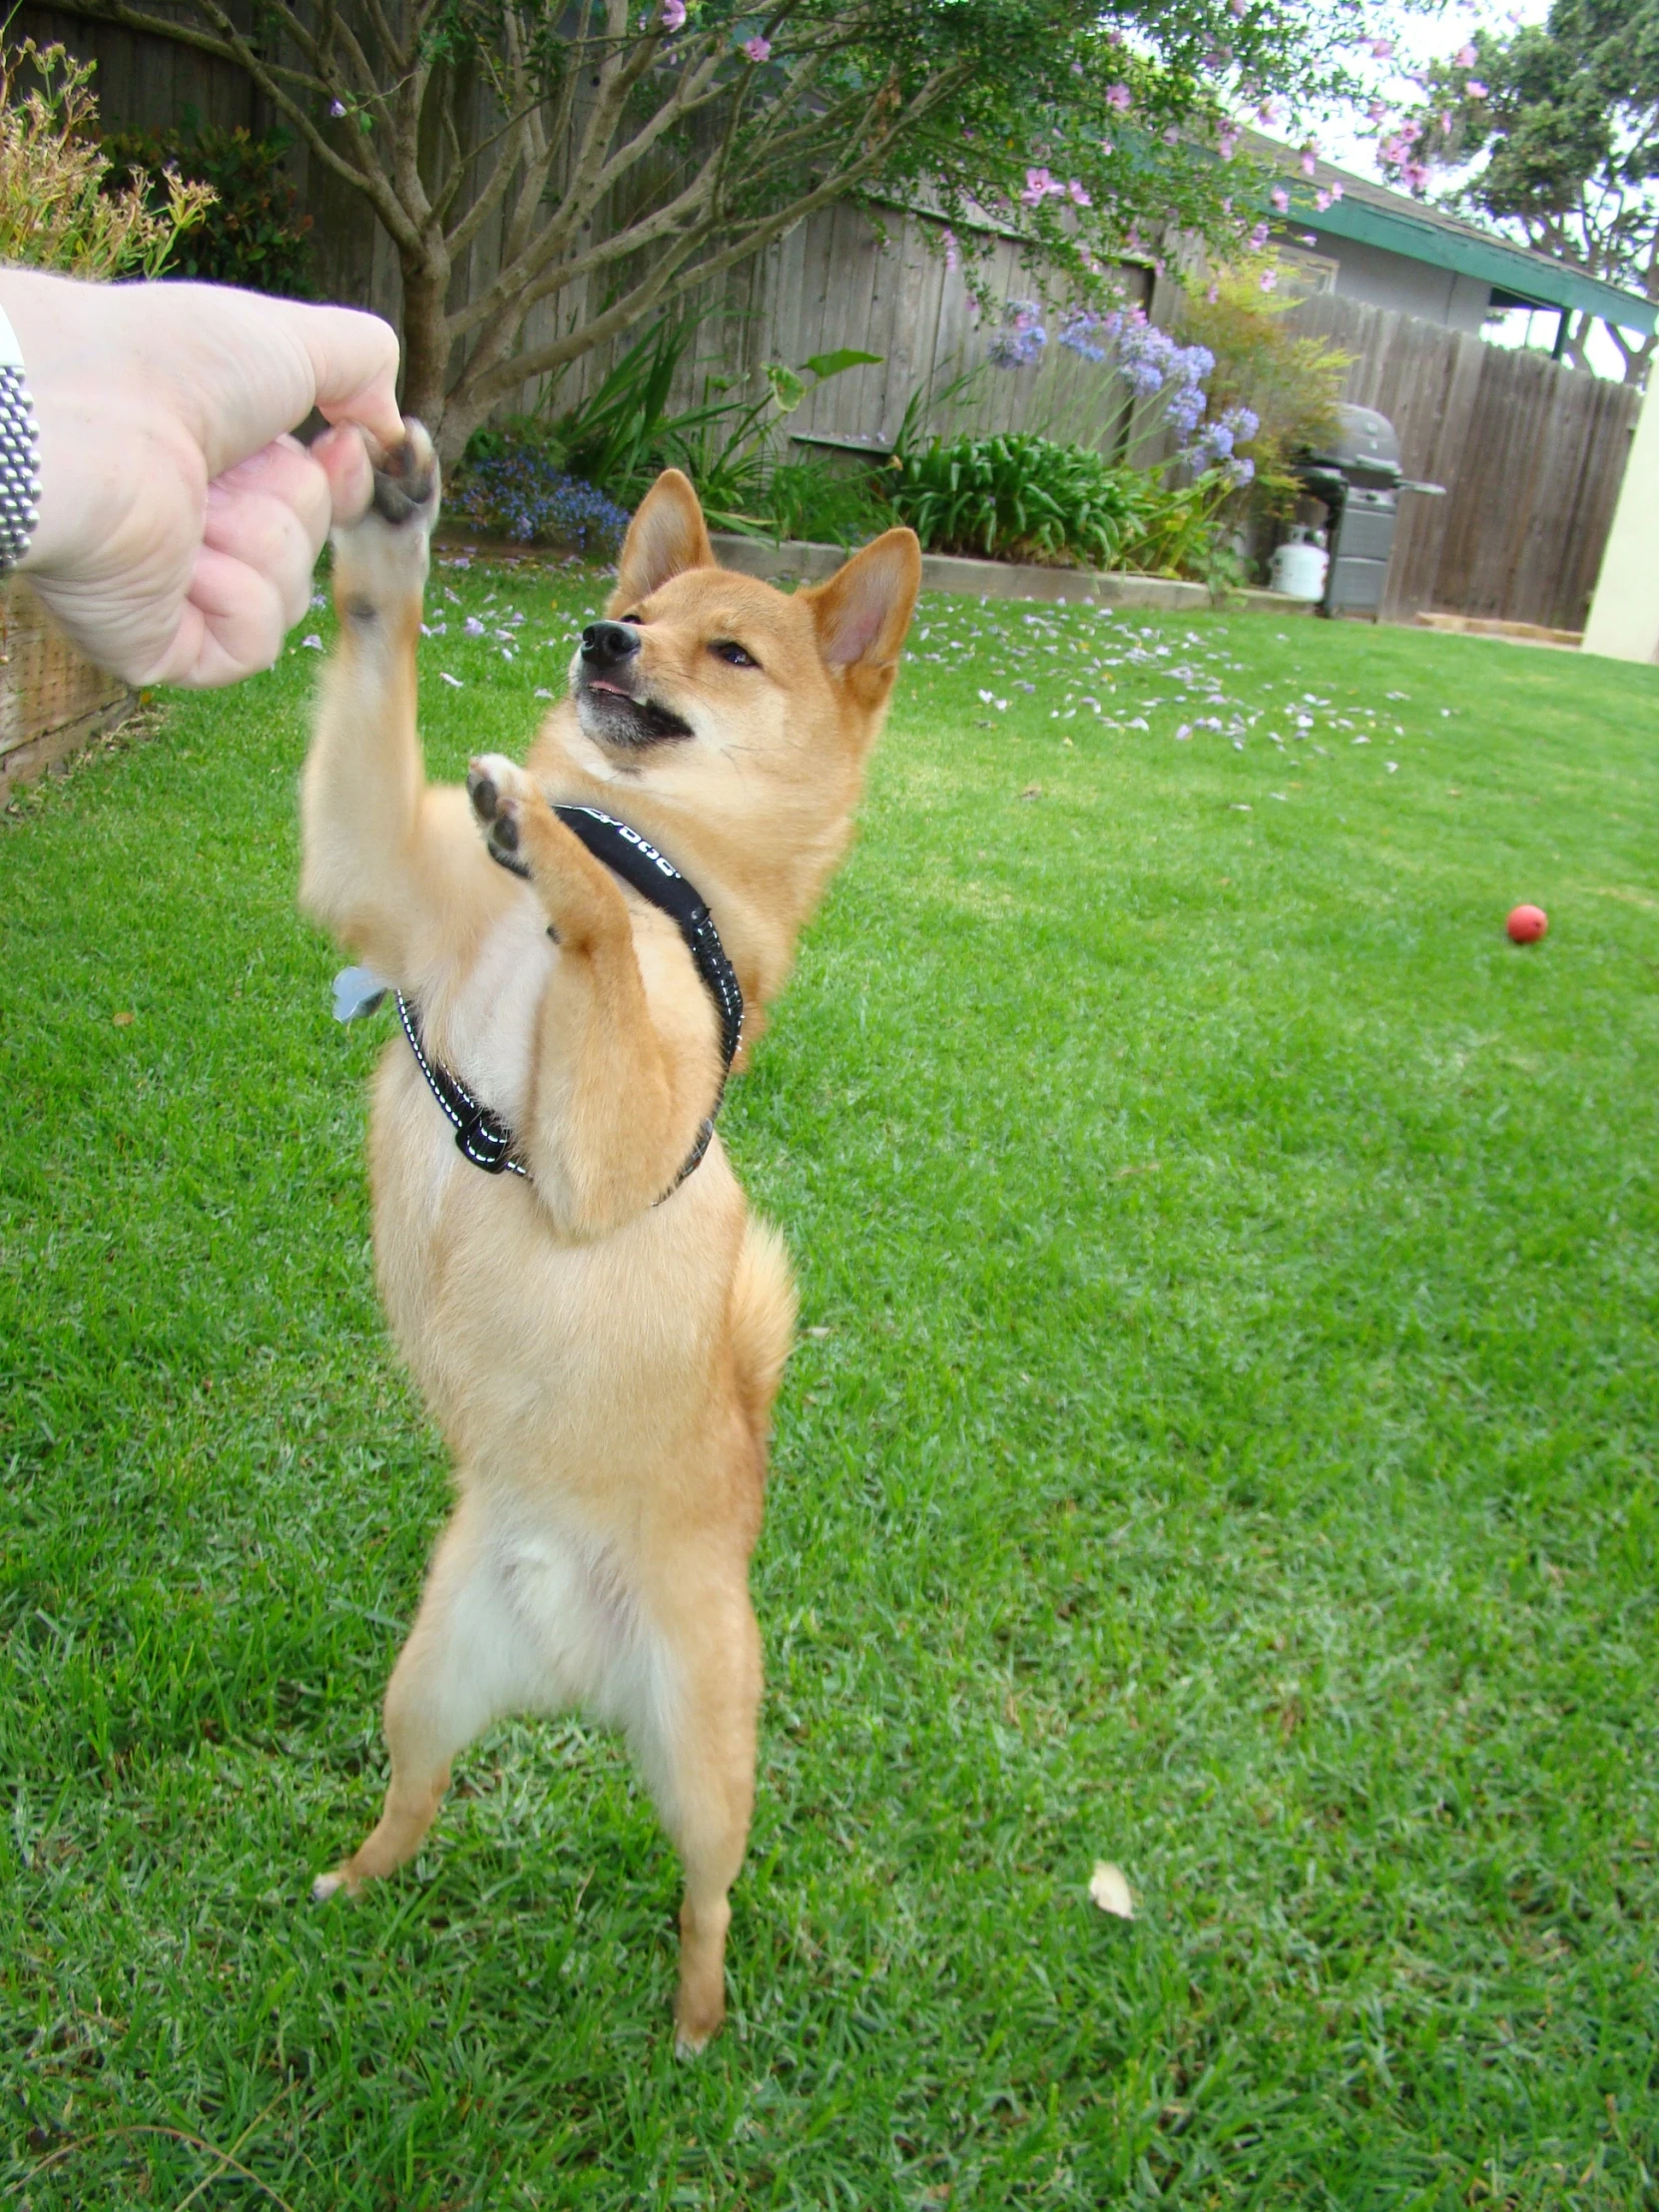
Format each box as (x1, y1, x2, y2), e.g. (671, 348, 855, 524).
(1293, 187, 1656, 335)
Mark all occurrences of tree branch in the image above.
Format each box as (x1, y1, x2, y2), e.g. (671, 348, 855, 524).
(56, 0, 419, 227)
(460, 64, 964, 411)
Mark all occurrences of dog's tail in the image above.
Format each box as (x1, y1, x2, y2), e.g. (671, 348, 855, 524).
(730, 1215, 798, 1460)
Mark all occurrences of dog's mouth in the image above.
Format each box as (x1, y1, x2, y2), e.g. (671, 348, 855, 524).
(577, 675, 694, 749)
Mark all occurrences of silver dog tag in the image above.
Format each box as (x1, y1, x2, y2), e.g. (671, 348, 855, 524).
(332, 965, 392, 1022)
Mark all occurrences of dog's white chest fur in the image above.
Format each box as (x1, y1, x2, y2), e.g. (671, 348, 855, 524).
(436, 897, 556, 1125)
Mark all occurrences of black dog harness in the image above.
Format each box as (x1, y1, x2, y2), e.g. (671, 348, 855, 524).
(395, 804, 743, 1202)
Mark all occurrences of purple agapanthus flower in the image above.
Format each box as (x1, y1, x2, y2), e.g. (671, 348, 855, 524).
(988, 299, 1048, 367)
(1057, 307, 1106, 361)
(1189, 403, 1260, 471)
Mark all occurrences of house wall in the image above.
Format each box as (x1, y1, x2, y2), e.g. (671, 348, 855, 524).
(1299, 228, 1492, 334)
(1583, 375, 1659, 661)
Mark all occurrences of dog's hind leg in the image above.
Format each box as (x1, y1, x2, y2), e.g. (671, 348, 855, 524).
(629, 1563, 764, 2056)
(313, 1497, 536, 1898)
(299, 419, 510, 988)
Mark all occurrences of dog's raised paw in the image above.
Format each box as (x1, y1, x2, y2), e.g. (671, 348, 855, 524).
(367, 420, 439, 530)
(467, 755, 534, 877)
(311, 1869, 354, 1904)
(465, 755, 509, 825)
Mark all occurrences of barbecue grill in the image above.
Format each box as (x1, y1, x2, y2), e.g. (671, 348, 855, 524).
(1296, 404, 1444, 619)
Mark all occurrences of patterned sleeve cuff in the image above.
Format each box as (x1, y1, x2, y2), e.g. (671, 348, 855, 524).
(0, 305, 41, 577)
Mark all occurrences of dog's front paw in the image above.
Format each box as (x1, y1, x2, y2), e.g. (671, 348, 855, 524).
(330, 418, 439, 615)
(467, 754, 535, 879)
(326, 415, 437, 619)
(366, 421, 439, 531)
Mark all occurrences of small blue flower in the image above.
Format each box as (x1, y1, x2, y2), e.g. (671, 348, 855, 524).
(448, 447, 632, 556)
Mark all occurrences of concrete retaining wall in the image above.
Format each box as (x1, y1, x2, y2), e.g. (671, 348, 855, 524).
(708, 534, 1315, 617)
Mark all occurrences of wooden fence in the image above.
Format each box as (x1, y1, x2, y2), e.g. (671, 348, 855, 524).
(21, 1, 1643, 631)
(1280, 292, 1641, 632)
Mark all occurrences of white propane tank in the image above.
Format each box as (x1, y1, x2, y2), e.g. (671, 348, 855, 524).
(1270, 532, 1330, 602)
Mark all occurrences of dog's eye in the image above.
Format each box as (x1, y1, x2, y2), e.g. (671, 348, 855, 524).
(621, 609, 644, 624)
(710, 639, 758, 669)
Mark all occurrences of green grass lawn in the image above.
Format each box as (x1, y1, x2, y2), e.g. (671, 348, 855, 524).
(1, 559, 1656, 2210)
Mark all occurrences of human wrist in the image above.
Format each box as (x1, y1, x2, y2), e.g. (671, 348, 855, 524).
(0, 272, 130, 583)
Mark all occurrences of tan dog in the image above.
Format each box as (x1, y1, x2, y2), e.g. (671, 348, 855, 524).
(298, 422, 919, 2051)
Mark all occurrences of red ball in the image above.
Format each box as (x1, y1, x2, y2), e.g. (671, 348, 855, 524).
(1506, 904, 1548, 944)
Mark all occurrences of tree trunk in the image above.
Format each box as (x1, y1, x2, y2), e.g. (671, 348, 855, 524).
(434, 385, 497, 470)
(400, 261, 456, 451)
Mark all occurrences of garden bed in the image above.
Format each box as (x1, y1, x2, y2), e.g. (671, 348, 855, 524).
(710, 530, 1316, 615)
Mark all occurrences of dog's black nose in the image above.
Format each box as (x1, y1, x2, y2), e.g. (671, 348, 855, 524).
(581, 621, 640, 669)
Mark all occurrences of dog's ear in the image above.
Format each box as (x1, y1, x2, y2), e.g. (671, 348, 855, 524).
(609, 470, 716, 610)
(802, 529, 922, 701)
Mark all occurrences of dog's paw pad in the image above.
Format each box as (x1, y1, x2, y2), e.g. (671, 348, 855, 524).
(486, 807, 531, 880)
(465, 755, 513, 825)
(368, 420, 439, 528)
(468, 757, 534, 876)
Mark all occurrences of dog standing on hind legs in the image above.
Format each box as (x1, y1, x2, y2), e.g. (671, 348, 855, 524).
(299, 418, 920, 2051)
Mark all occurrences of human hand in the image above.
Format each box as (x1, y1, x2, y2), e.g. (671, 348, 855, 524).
(4, 273, 401, 687)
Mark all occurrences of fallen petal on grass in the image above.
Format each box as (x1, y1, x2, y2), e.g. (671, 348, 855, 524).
(1089, 1862, 1135, 1918)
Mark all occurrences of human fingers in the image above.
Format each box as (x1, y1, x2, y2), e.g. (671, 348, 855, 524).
(294, 303, 403, 446)
(309, 422, 376, 529)
(214, 432, 333, 560)
(154, 544, 288, 689)
(202, 482, 318, 641)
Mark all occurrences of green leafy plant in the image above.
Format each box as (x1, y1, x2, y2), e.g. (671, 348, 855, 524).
(0, 39, 212, 277)
(880, 407, 1265, 579)
(1118, 466, 1248, 578)
(98, 117, 313, 296)
(459, 327, 885, 544)
(882, 427, 1249, 577)
(759, 456, 894, 547)
(884, 431, 1153, 567)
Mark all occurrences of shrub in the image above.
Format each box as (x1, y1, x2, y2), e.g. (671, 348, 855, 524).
(444, 444, 632, 558)
(0, 40, 211, 276)
(99, 118, 313, 296)
(880, 424, 1253, 581)
(884, 431, 1160, 569)
(760, 455, 893, 547)
(1176, 264, 1352, 522)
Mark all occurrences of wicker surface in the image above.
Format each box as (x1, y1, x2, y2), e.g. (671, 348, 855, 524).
(0, 577, 133, 797)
